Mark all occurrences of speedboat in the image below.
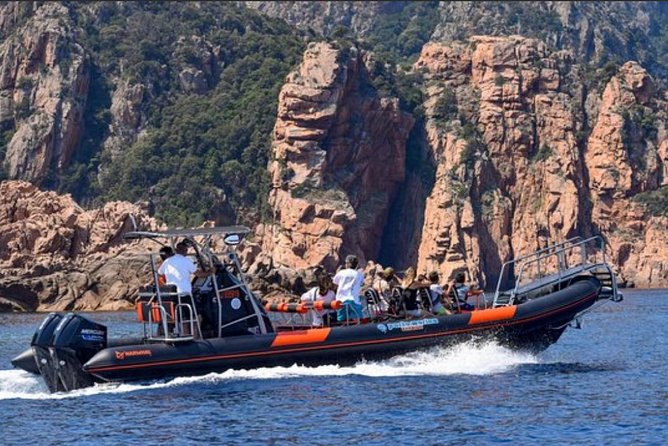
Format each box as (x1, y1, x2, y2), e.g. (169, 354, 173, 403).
(11, 228, 622, 393)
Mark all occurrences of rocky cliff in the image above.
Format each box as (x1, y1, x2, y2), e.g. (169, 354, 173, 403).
(256, 35, 667, 288)
(250, 2, 668, 81)
(404, 37, 666, 287)
(0, 180, 160, 311)
(585, 62, 668, 287)
(0, 2, 89, 182)
(1, 2, 668, 314)
(258, 42, 413, 270)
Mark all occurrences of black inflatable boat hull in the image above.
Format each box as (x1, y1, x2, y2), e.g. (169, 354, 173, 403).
(79, 277, 601, 383)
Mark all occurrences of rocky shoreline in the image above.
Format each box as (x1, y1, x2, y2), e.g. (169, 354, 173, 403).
(0, 181, 322, 312)
(1, 4, 667, 312)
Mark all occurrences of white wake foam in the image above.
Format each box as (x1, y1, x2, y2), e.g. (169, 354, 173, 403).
(0, 341, 537, 400)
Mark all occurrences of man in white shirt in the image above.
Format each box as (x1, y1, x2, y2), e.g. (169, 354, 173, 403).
(333, 255, 364, 321)
(158, 241, 210, 295)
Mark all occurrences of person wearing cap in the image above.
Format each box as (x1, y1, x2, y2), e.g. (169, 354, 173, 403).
(333, 255, 365, 321)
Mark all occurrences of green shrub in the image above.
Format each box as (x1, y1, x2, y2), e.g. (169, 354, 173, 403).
(432, 88, 458, 123)
(70, 3, 306, 225)
(531, 143, 553, 162)
(362, 1, 440, 64)
(459, 142, 477, 171)
(290, 181, 315, 199)
(583, 61, 620, 94)
(16, 77, 34, 90)
(456, 121, 483, 171)
(15, 97, 32, 120)
(621, 104, 658, 168)
(632, 186, 668, 216)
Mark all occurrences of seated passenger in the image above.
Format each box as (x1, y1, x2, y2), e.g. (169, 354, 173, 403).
(428, 271, 451, 315)
(333, 255, 365, 322)
(363, 260, 378, 288)
(450, 272, 483, 312)
(300, 274, 337, 327)
(400, 267, 430, 318)
(372, 267, 399, 312)
(148, 246, 176, 336)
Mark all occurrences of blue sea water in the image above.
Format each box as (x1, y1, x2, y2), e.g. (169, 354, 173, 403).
(0, 289, 666, 446)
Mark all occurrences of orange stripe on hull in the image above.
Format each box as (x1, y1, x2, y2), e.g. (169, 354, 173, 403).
(468, 306, 517, 325)
(271, 328, 331, 348)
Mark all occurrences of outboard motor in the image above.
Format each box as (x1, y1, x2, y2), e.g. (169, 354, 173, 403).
(31, 313, 64, 393)
(31, 313, 107, 393)
(49, 313, 107, 392)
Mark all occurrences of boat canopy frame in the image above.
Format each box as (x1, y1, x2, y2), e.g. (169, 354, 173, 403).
(125, 225, 270, 340)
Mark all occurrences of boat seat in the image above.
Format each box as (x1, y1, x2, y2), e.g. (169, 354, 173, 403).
(136, 301, 176, 323)
(417, 287, 433, 312)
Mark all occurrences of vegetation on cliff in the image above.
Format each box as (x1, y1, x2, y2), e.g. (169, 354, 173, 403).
(632, 186, 668, 217)
(52, 3, 305, 225)
(84, 3, 304, 225)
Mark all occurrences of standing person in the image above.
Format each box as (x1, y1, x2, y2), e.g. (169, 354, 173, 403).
(300, 274, 337, 327)
(157, 241, 212, 336)
(428, 271, 450, 315)
(153, 246, 174, 287)
(375, 267, 400, 292)
(159, 246, 174, 261)
(333, 255, 365, 322)
(158, 241, 198, 295)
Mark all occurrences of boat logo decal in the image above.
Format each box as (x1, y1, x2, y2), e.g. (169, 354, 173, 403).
(231, 298, 241, 310)
(223, 289, 240, 298)
(115, 349, 152, 360)
(378, 318, 439, 333)
(80, 329, 105, 342)
(81, 334, 105, 342)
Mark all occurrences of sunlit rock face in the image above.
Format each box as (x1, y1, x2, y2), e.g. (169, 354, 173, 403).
(0, 180, 161, 312)
(259, 42, 413, 271)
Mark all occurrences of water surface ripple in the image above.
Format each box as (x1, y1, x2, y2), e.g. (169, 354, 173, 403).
(0, 290, 666, 445)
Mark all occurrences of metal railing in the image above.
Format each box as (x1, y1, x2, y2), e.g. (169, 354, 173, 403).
(143, 254, 202, 341)
(492, 236, 618, 307)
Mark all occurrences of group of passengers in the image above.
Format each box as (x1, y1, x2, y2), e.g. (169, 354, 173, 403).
(153, 241, 483, 329)
(300, 254, 484, 326)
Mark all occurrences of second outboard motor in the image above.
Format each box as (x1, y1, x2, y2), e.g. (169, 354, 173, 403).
(49, 313, 107, 392)
(31, 313, 64, 393)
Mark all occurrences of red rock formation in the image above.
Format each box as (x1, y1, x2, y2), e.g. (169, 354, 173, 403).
(0, 180, 161, 311)
(0, 3, 89, 182)
(413, 36, 668, 288)
(585, 62, 668, 287)
(102, 80, 146, 159)
(259, 42, 414, 270)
